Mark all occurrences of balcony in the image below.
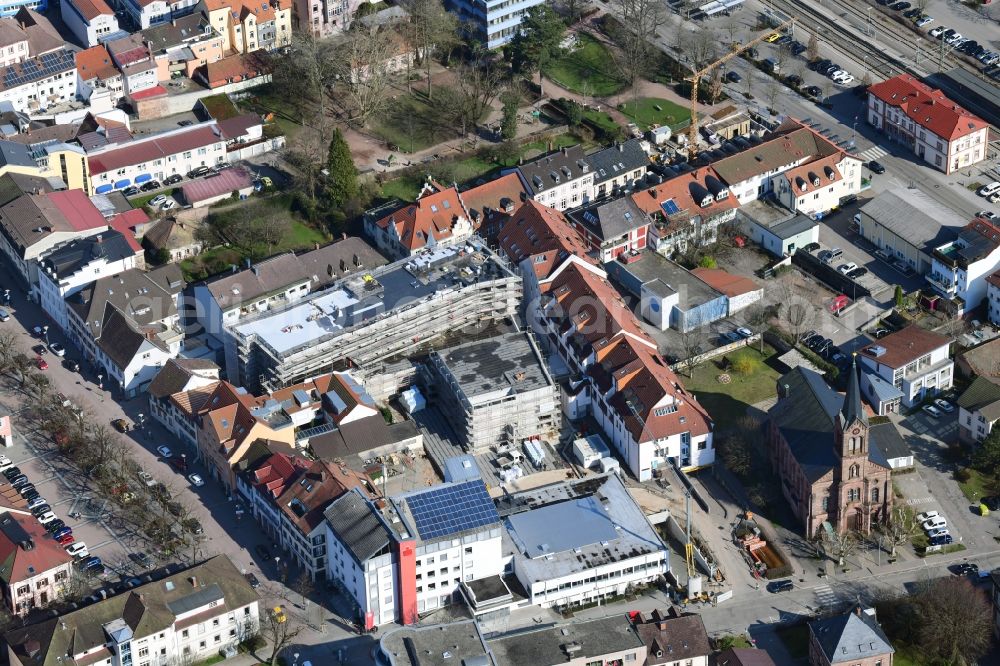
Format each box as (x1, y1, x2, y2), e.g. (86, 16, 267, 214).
(925, 271, 957, 297)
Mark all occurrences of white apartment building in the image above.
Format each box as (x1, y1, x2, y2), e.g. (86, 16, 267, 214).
(928, 216, 1000, 315)
(146, 357, 221, 448)
(867, 74, 989, 175)
(62, 0, 121, 47)
(513, 144, 594, 211)
(713, 119, 861, 217)
(426, 331, 559, 453)
(4, 556, 260, 666)
(324, 489, 401, 629)
(37, 229, 139, 333)
(499, 472, 669, 609)
(123, 0, 171, 29)
(858, 325, 953, 408)
(88, 122, 228, 194)
(0, 47, 76, 114)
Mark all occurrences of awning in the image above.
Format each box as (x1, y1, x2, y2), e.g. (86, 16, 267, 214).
(134, 174, 152, 184)
(95, 184, 113, 194)
(113, 179, 131, 189)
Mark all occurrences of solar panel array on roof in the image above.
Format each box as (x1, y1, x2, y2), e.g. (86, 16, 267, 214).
(661, 199, 680, 215)
(2, 49, 73, 91)
(405, 480, 499, 540)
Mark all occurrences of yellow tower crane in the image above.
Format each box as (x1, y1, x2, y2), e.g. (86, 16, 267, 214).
(685, 18, 797, 149)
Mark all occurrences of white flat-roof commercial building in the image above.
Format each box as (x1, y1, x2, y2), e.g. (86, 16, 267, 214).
(427, 331, 559, 453)
(228, 238, 521, 393)
(498, 472, 669, 609)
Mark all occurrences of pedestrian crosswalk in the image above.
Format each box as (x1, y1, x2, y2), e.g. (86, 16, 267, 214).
(812, 584, 838, 608)
(857, 145, 889, 162)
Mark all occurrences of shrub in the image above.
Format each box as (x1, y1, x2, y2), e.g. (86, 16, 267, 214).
(698, 255, 717, 269)
(955, 467, 972, 482)
(730, 352, 760, 376)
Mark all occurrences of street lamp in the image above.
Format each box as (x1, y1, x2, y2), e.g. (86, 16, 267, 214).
(42, 325, 48, 345)
(97, 373, 103, 391)
(293, 653, 299, 666)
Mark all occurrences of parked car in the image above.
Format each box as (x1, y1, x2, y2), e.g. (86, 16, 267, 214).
(873, 327, 890, 338)
(868, 160, 886, 174)
(139, 180, 161, 193)
(32, 344, 46, 355)
(138, 470, 155, 487)
(10, 475, 29, 488)
(255, 543, 272, 560)
(178, 119, 194, 126)
(21, 489, 39, 502)
(57, 533, 75, 546)
(848, 267, 868, 279)
(978, 182, 1000, 197)
(188, 473, 205, 487)
(63, 358, 80, 372)
(112, 418, 131, 433)
(929, 26, 946, 37)
(977, 211, 1000, 221)
(927, 526, 949, 538)
(785, 74, 803, 88)
(187, 166, 211, 179)
(923, 516, 947, 531)
(51, 526, 72, 540)
(726, 70, 741, 83)
(929, 534, 953, 546)
(30, 503, 50, 516)
(164, 174, 183, 185)
(48, 342, 65, 356)
(952, 562, 979, 575)
(130, 552, 152, 567)
(80, 556, 103, 571)
(66, 542, 88, 558)
(213, 161, 233, 172)
(767, 579, 794, 593)
(903, 7, 921, 17)
(736, 327, 753, 338)
(156, 445, 173, 458)
(161, 199, 176, 211)
(803, 242, 821, 253)
(45, 519, 66, 533)
(2, 466, 20, 479)
(805, 85, 823, 98)
(916, 510, 939, 522)
(838, 263, 858, 275)
(934, 399, 955, 413)
(923, 404, 942, 419)
(890, 1, 911, 10)
(244, 572, 260, 589)
(37, 511, 57, 524)
(149, 194, 167, 207)
(123, 186, 140, 197)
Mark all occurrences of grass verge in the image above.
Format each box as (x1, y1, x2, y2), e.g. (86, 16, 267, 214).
(618, 97, 688, 130)
(543, 32, 627, 96)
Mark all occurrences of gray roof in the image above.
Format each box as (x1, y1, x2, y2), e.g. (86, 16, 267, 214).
(0, 139, 35, 169)
(489, 616, 645, 666)
(164, 583, 223, 615)
(517, 145, 591, 195)
(769, 368, 843, 481)
(323, 489, 393, 565)
(840, 360, 867, 428)
(717, 648, 778, 666)
(633, 610, 712, 665)
(607, 250, 722, 310)
(95, 305, 161, 371)
(567, 195, 648, 242)
(931, 68, 1000, 128)
(587, 139, 649, 186)
(142, 13, 212, 52)
(203, 237, 386, 310)
(40, 229, 135, 278)
(860, 188, 963, 251)
(146, 358, 219, 399)
(498, 473, 666, 582)
(768, 213, 817, 240)
(957, 375, 1000, 421)
(67, 267, 178, 340)
(431, 332, 553, 401)
(869, 422, 909, 463)
(863, 370, 903, 404)
(378, 620, 492, 666)
(809, 608, 894, 664)
(309, 416, 419, 461)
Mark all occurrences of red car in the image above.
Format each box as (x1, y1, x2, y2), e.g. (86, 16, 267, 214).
(56, 534, 74, 546)
(35, 356, 48, 370)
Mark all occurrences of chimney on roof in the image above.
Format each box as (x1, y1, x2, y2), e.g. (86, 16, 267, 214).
(189, 576, 198, 587)
(855, 606, 861, 616)
(251, 265, 259, 276)
(96, 234, 102, 243)
(320, 469, 328, 481)
(618, 143, 624, 152)
(353, 253, 361, 267)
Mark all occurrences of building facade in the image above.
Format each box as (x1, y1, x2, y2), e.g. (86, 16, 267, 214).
(445, 0, 544, 48)
(513, 145, 594, 211)
(62, 0, 121, 47)
(928, 216, 1000, 315)
(867, 74, 988, 175)
(857, 326, 953, 408)
(0, 513, 73, 616)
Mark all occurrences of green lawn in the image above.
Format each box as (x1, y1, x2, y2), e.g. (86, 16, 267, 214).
(775, 624, 810, 660)
(581, 107, 620, 136)
(380, 175, 423, 202)
(543, 32, 627, 97)
(373, 95, 457, 153)
(519, 134, 582, 159)
(618, 97, 689, 130)
(682, 345, 781, 431)
(957, 467, 994, 503)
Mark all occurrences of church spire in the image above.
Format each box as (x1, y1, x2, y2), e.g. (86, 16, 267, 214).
(840, 353, 867, 427)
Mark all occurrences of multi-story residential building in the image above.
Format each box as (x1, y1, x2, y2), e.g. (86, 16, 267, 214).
(275, 459, 374, 580)
(0, 47, 76, 114)
(712, 119, 861, 216)
(324, 488, 403, 629)
(768, 363, 895, 537)
(227, 239, 520, 393)
(857, 325, 953, 408)
(37, 229, 140, 332)
(488, 615, 649, 666)
(0, 9, 62, 66)
(0, 0, 47, 18)
(364, 183, 474, 260)
(201, 0, 291, 53)
(426, 331, 559, 452)
(956, 376, 1000, 444)
(106, 33, 159, 99)
(122, 0, 172, 29)
(631, 608, 712, 666)
(294, 0, 364, 38)
(499, 472, 669, 609)
(867, 73, 988, 175)
(62, 0, 123, 47)
(445, 0, 544, 48)
(242, 450, 309, 541)
(0, 512, 73, 615)
(147, 357, 221, 447)
(3, 555, 260, 666)
(513, 145, 594, 211)
(566, 195, 650, 262)
(87, 122, 228, 193)
(0, 186, 109, 290)
(188, 237, 385, 345)
(588, 138, 649, 199)
(633, 167, 738, 257)
(808, 606, 895, 666)
(988, 271, 1000, 327)
(65, 264, 186, 397)
(928, 215, 1000, 315)
(76, 44, 125, 107)
(143, 13, 225, 80)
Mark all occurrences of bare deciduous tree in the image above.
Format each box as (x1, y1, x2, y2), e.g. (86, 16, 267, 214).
(916, 577, 992, 664)
(261, 607, 304, 666)
(680, 328, 704, 378)
(611, 0, 668, 85)
(826, 527, 860, 567)
(273, 34, 338, 138)
(402, 0, 458, 100)
(785, 302, 811, 340)
(878, 505, 920, 559)
(741, 302, 769, 353)
(335, 23, 398, 125)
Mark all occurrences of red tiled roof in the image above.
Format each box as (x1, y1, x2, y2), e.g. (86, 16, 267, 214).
(201, 52, 268, 88)
(67, 0, 113, 21)
(861, 324, 951, 369)
(867, 74, 988, 141)
(498, 200, 596, 281)
(632, 167, 737, 220)
(46, 190, 107, 232)
(129, 84, 167, 100)
(276, 459, 372, 535)
(251, 452, 309, 499)
(689, 268, 760, 298)
(374, 186, 468, 252)
(88, 125, 223, 175)
(0, 514, 72, 586)
(107, 208, 148, 252)
(460, 172, 527, 222)
(782, 152, 847, 195)
(75, 45, 119, 82)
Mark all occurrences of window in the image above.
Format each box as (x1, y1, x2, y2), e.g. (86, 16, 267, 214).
(872, 487, 879, 503)
(138, 647, 149, 658)
(182, 630, 189, 638)
(849, 463, 860, 479)
(821, 496, 829, 512)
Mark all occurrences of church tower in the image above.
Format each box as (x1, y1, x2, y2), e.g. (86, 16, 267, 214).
(836, 354, 868, 459)
(834, 355, 872, 533)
